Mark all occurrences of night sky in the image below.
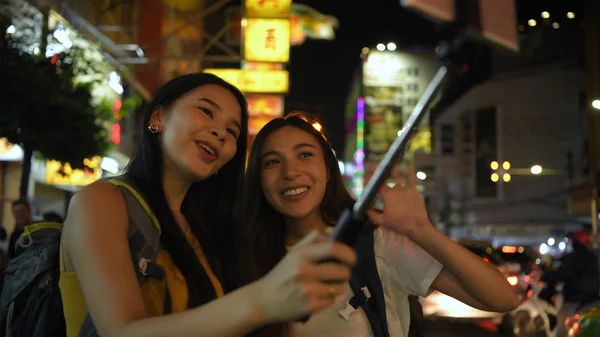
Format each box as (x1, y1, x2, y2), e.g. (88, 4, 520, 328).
(284, 0, 586, 155)
(286, 0, 437, 155)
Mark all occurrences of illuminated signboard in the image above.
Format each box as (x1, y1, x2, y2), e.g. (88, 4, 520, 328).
(45, 157, 102, 186)
(204, 69, 289, 93)
(249, 115, 275, 135)
(244, 18, 290, 63)
(245, 0, 292, 18)
(247, 95, 284, 117)
(242, 61, 283, 70)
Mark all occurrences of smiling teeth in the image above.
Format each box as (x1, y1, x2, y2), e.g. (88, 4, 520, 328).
(283, 187, 308, 196)
(199, 143, 214, 155)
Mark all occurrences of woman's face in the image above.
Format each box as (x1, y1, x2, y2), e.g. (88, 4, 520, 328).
(259, 126, 329, 220)
(152, 84, 242, 181)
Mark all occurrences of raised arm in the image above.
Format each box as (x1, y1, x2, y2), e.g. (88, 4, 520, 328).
(62, 182, 356, 337)
(368, 182, 519, 313)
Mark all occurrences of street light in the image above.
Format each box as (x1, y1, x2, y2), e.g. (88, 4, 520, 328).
(490, 160, 511, 183)
(387, 42, 397, 51)
(531, 165, 543, 175)
(592, 99, 600, 110)
(376, 43, 385, 51)
(541, 11, 550, 19)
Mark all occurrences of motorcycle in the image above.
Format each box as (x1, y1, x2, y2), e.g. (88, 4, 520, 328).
(501, 280, 563, 337)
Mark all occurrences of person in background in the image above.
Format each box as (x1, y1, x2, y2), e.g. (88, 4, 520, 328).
(541, 229, 600, 337)
(8, 199, 33, 259)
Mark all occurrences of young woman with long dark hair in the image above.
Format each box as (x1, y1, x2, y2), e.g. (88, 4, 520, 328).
(59, 75, 356, 337)
(242, 111, 520, 337)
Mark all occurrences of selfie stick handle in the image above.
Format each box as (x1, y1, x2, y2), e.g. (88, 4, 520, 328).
(297, 63, 449, 324)
(329, 65, 449, 246)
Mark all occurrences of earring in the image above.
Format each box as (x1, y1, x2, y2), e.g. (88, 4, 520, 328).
(148, 123, 160, 133)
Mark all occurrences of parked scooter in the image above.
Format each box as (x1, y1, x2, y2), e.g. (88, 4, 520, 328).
(501, 280, 563, 337)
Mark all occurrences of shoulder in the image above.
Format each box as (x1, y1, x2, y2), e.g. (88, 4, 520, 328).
(373, 226, 431, 263)
(63, 181, 129, 240)
(69, 180, 127, 215)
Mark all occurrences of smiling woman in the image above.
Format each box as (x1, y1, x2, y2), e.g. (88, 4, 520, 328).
(242, 111, 520, 337)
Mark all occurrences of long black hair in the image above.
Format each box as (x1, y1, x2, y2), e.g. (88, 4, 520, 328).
(126, 73, 249, 308)
(240, 111, 354, 336)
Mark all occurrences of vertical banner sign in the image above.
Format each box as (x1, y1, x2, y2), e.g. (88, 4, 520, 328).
(244, 19, 291, 63)
(243, 0, 291, 135)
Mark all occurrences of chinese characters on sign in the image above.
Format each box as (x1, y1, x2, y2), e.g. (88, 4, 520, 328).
(203, 69, 289, 93)
(247, 95, 284, 117)
(244, 18, 290, 63)
(249, 116, 276, 135)
(245, 0, 292, 18)
(238, 0, 291, 136)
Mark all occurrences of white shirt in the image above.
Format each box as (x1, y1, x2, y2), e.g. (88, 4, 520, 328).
(291, 227, 443, 337)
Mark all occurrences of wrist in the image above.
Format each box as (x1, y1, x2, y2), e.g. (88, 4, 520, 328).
(406, 220, 436, 243)
(239, 281, 270, 330)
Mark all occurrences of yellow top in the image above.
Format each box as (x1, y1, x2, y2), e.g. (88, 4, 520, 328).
(59, 228, 224, 337)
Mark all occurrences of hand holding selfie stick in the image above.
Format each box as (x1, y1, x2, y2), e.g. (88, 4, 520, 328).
(329, 64, 449, 246)
(296, 62, 450, 324)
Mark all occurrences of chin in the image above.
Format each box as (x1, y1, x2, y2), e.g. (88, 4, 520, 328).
(284, 209, 313, 219)
(187, 167, 216, 182)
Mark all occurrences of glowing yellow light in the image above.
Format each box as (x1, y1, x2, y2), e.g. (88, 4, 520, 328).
(0, 138, 14, 156)
(490, 161, 499, 170)
(503, 161, 511, 170)
(491, 173, 499, 182)
(503, 173, 511, 182)
(541, 11, 550, 19)
(203, 69, 289, 93)
(245, 0, 292, 18)
(45, 156, 102, 186)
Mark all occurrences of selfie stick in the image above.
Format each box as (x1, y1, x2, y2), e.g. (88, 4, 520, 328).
(329, 65, 449, 246)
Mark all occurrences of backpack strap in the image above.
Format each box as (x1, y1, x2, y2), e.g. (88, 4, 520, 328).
(339, 224, 390, 337)
(78, 176, 170, 337)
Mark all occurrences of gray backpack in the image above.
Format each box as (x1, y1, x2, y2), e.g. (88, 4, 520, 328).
(0, 175, 168, 337)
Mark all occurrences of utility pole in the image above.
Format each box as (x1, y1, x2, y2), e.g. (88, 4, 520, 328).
(585, 0, 600, 247)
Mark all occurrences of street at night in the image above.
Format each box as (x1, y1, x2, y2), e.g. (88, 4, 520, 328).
(424, 320, 500, 337)
(1, 1, 600, 337)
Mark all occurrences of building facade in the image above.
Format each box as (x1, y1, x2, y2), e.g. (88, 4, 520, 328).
(433, 63, 586, 244)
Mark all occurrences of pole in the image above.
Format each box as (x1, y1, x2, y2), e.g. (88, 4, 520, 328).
(330, 66, 449, 245)
(585, 0, 600, 240)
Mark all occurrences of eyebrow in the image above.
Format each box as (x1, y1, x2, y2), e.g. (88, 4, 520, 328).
(260, 143, 317, 160)
(198, 98, 241, 131)
(198, 98, 221, 110)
